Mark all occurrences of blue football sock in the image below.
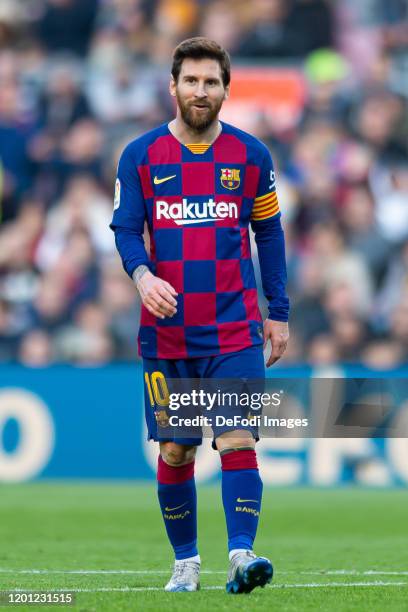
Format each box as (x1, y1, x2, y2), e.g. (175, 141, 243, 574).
(221, 450, 263, 552)
(157, 458, 198, 560)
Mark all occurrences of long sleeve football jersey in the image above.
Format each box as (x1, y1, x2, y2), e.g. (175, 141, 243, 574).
(111, 121, 289, 359)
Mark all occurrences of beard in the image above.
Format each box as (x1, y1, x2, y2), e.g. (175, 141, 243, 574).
(175, 90, 224, 133)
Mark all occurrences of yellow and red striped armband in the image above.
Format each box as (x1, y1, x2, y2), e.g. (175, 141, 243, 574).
(250, 191, 280, 221)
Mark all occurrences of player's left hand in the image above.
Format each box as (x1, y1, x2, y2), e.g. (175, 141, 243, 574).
(263, 319, 289, 367)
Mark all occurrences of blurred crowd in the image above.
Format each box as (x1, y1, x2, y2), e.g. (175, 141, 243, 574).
(0, 0, 407, 368)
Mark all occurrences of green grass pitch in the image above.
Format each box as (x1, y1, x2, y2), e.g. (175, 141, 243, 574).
(0, 484, 407, 611)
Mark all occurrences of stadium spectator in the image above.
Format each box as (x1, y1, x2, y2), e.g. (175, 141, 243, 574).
(54, 299, 115, 364)
(330, 316, 369, 363)
(287, 0, 334, 55)
(28, 273, 70, 332)
(18, 328, 54, 366)
(339, 185, 390, 282)
(33, 0, 99, 57)
(199, 1, 243, 55)
(235, 0, 295, 59)
(307, 333, 340, 366)
(361, 338, 404, 370)
(86, 54, 160, 125)
(0, 51, 35, 220)
(99, 263, 140, 360)
(377, 243, 408, 334)
(0, 299, 20, 360)
(235, 0, 333, 59)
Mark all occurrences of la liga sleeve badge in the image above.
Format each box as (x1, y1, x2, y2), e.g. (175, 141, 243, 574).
(113, 178, 121, 210)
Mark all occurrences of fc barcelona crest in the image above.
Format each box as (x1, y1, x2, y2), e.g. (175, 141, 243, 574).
(220, 168, 240, 190)
(155, 409, 170, 428)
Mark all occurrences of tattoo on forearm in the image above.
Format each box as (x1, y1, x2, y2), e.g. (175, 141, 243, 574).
(133, 265, 149, 286)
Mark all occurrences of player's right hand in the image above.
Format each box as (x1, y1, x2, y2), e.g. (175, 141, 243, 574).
(135, 270, 178, 319)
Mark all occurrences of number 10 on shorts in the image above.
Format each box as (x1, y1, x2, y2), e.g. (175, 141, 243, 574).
(144, 371, 170, 407)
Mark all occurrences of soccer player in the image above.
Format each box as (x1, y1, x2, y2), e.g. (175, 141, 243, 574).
(110, 37, 289, 594)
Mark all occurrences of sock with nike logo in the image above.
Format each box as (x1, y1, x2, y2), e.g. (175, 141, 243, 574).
(157, 455, 198, 560)
(220, 449, 263, 552)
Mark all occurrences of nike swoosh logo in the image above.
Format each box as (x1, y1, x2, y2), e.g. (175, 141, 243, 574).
(164, 501, 188, 512)
(154, 174, 176, 185)
(236, 498, 259, 503)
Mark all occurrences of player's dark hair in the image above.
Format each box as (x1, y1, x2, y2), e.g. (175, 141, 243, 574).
(171, 37, 231, 87)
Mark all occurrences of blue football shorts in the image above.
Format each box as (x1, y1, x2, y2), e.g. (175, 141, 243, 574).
(143, 345, 265, 448)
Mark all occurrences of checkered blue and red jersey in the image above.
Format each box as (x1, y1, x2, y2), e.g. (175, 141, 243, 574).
(110, 120, 289, 359)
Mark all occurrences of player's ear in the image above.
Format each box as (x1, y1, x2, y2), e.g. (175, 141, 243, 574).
(223, 84, 230, 101)
(169, 77, 176, 97)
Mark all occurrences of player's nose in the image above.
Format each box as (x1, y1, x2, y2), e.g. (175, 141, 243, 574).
(194, 81, 207, 98)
